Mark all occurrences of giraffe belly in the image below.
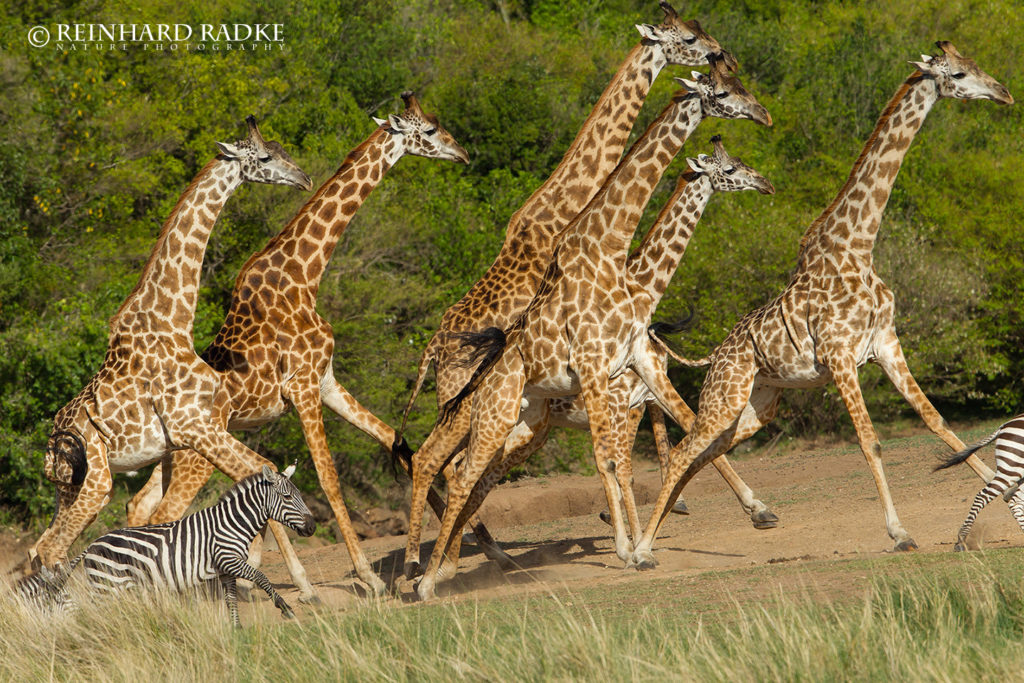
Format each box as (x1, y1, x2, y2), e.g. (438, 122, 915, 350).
(524, 372, 580, 398)
(757, 366, 833, 389)
(107, 419, 172, 472)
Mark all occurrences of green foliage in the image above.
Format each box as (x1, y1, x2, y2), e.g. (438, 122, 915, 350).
(1, 0, 1022, 530)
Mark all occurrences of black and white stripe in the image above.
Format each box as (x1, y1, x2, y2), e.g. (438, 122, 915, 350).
(41, 465, 315, 626)
(935, 415, 1024, 550)
(13, 565, 73, 613)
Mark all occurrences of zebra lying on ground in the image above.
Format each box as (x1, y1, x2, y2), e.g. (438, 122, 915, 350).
(934, 415, 1024, 551)
(21, 465, 315, 626)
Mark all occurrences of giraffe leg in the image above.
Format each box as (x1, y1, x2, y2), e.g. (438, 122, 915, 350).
(609, 390, 644, 543)
(873, 330, 994, 481)
(579, 373, 635, 564)
(439, 403, 552, 575)
(147, 450, 215, 523)
(417, 366, 525, 601)
(633, 348, 775, 527)
(648, 404, 689, 515)
(404, 406, 471, 579)
(125, 459, 168, 526)
(825, 349, 916, 552)
(32, 434, 112, 569)
(290, 381, 387, 596)
(630, 354, 757, 569)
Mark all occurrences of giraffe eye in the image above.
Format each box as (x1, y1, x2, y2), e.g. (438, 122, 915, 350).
(424, 127, 437, 136)
(951, 72, 966, 79)
(725, 167, 736, 175)
(258, 155, 272, 162)
(683, 36, 697, 45)
(714, 91, 728, 99)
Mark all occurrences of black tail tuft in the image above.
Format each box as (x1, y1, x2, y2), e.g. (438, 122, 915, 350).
(51, 430, 88, 487)
(649, 310, 695, 346)
(389, 435, 414, 480)
(439, 327, 508, 426)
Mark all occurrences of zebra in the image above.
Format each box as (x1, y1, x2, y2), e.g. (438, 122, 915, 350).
(13, 565, 73, 614)
(31, 465, 315, 626)
(934, 415, 1024, 551)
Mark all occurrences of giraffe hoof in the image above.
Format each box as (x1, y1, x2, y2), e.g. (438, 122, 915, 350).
(297, 592, 321, 605)
(628, 550, 658, 571)
(953, 542, 966, 552)
(751, 509, 779, 530)
(598, 510, 612, 526)
(415, 579, 437, 602)
(894, 538, 918, 552)
(404, 561, 422, 580)
(671, 499, 690, 515)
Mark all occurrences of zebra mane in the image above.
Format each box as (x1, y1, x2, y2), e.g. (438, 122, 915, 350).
(216, 471, 270, 504)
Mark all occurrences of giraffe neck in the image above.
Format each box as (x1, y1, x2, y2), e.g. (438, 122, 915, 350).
(503, 42, 668, 247)
(113, 158, 241, 335)
(797, 72, 938, 268)
(627, 172, 711, 307)
(235, 128, 398, 300)
(560, 92, 703, 266)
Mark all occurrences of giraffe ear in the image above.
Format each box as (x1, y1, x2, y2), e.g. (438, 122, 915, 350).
(387, 113, 413, 134)
(686, 157, 703, 173)
(282, 463, 296, 479)
(215, 141, 243, 159)
(372, 116, 387, 128)
(635, 23, 660, 41)
(909, 60, 934, 73)
(673, 76, 700, 92)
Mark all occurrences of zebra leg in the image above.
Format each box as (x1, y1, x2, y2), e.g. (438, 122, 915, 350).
(221, 576, 241, 628)
(954, 484, 1002, 551)
(219, 556, 294, 620)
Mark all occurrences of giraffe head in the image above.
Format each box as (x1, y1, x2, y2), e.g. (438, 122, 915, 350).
(909, 41, 1013, 104)
(372, 91, 470, 164)
(675, 53, 773, 127)
(215, 116, 314, 191)
(636, 1, 738, 72)
(686, 135, 774, 195)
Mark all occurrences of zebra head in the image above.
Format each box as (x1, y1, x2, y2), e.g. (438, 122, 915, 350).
(261, 466, 316, 537)
(14, 565, 75, 614)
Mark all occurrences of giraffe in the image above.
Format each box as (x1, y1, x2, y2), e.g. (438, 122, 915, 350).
(29, 117, 314, 585)
(398, 2, 734, 444)
(120, 93, 470, 596)
(417, 136, 775, 589)
(627, 41, 1015, 570)
(411, 67, 773, 600)
(461, 135, 779, 537)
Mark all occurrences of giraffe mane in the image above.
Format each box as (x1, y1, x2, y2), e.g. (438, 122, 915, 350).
(796, 71, 926, 259)
(112, 158, 221, 322)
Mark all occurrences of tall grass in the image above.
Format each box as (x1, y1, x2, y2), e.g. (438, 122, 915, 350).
(4, 554, 1023, 681)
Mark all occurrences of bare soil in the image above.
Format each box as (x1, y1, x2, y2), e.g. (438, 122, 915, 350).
(244, 421, 1023, 616)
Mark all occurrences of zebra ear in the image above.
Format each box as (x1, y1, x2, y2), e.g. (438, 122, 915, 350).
(261, 465, 274, 480)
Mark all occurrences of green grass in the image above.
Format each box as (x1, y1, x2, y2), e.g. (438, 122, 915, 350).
(6, 550, 1024, 681)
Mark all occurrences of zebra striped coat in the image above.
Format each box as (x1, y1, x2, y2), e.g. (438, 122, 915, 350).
(935, 415, 1024, 551)
(29, 466, 315, 626)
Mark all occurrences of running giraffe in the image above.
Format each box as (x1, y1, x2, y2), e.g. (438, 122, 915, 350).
(628, 41, 1014, 570)
(30, 118, 313, 592)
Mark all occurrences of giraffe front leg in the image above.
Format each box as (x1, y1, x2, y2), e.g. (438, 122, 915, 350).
(647, 404, 689, 515)
(148, 450, 215, 523)
(630, 354, 756, 569)
(291, 386, 386, 597)
(827, 349, 916, 552)
(33, 440, 113, 570)
(125, 460, 166, 526)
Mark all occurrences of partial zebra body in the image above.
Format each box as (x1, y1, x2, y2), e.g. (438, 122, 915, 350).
(935, 416, 1024, 550)
(25, 466, 314, 626)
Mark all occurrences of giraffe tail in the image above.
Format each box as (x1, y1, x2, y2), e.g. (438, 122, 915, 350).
(399, 334, 440, 437)
(44, 430, 89, 487)
(933, 427, 1001, 471)
(438, 327, 507, 426)
(648, 317, 710, 367)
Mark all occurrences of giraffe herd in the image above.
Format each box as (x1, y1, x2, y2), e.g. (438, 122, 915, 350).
(21, 3, 1019, 611)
